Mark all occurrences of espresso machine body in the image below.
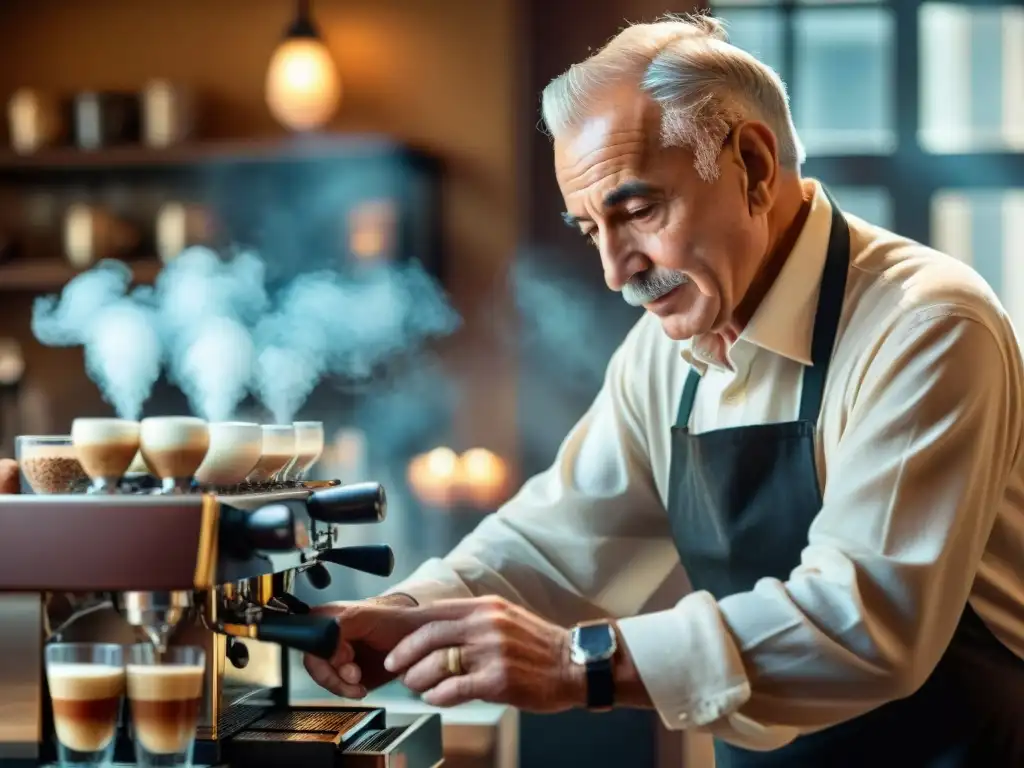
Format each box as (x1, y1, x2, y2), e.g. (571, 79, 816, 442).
(0, 482, 443, 767)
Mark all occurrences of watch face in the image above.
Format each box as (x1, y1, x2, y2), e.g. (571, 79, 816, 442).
(573, 623, 617, 663)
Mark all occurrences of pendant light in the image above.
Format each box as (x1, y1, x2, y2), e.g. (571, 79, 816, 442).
(265, 0, 342, 132)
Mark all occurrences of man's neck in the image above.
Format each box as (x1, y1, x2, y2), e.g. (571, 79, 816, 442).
(695, 177, 812, 369)
(727, 178, 813, 336)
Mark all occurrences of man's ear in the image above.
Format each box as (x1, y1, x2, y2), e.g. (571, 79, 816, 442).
(727, 120, 779, 216)
(0, 459, 19, 494)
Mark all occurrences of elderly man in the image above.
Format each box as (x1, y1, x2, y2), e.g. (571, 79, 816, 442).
(4, 13, 1022, 768)
(302, 13, 1024, 767)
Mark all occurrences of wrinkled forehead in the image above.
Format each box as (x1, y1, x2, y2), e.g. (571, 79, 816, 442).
(553, 90, 664, 195)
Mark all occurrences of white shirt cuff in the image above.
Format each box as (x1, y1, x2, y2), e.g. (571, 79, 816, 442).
(382, 558, 475, 606)
(616, 590, 751, 729)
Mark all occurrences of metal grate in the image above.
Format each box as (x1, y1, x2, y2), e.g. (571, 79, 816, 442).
(251, 710, 369, 735)
(217, 704, 268, 739)
(348, 727, 405, 753)
(234, 730, 339, 743)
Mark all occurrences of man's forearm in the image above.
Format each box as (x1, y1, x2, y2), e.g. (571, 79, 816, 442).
(368, 593, 418, 607)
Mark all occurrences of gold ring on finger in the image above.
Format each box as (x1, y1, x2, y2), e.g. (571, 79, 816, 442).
(446, 646, 463, 676)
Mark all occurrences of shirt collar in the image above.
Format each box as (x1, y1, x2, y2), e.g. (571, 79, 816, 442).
(682, 180, 835, 372)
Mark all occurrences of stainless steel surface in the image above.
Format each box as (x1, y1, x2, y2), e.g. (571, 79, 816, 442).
(0, 593, 42, 760)
(342, 712, 444, 768)
(119, 590, 193, 652)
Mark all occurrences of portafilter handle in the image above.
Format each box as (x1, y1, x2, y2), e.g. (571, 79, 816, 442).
(316, 545, 395, 577)
(250, 612, 340, 659)
(305, 481, 387, 525)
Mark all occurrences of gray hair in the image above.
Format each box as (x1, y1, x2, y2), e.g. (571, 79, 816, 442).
(540, 13, 805, 183)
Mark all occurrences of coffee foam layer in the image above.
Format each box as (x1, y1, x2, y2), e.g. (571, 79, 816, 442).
(72, 419, 140, 445)
(293, 424, 324, 463)
(195, 422, 261, 485)
(140, 417, 209, 451)
(260, 425, 295, 457)
(126, 665, 204, 702)
(47, 664, 125, 700)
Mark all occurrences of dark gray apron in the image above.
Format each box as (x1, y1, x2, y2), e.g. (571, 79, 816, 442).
(667, 195, 1024, 767)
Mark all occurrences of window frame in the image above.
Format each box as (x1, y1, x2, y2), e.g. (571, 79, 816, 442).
(701, 0, 1024, 245)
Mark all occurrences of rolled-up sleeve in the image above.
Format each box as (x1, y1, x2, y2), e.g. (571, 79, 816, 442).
(617, 305, 1023, 748)
(387, 319, 681, 626)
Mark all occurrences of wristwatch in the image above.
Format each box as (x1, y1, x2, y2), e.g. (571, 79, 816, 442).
(569, 621, 617, 711)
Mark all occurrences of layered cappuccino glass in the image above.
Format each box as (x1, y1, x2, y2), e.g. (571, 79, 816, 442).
(193, 421, 262, 490)
(15, 435, 88, 494)
(282, 420, 325, 482)
(45, 643, 125, 767)
(139, 417, 210, 494)
(71, 419, 141, 494)
(126, 644, 205, 768)
(245, 424, 296, 485)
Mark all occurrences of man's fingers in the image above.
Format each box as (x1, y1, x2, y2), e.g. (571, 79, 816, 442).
(400, 648, 452, 693)
(329, 639, 355, 667)
(0, 460, 19, 494)
(303, 655, 367, 699)
(384, 620, 467, 674)
(422, 671, 479, 708)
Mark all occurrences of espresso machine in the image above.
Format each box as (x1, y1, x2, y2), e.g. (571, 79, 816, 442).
(0, 480, 443, 767)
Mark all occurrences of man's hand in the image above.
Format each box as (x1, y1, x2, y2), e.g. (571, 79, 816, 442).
(383, 596, 584, 712)
(0, 460, 19, 494)
(303, 594, 420, 698)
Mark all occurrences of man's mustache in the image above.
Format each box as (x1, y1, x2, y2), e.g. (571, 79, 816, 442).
(621, 269, 688, 307)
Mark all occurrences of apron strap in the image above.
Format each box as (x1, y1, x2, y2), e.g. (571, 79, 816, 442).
(674, 188, 851, 429)
(798, 191, 851, 422)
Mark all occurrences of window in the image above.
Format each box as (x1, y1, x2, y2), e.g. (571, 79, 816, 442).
(704, 0, 1024, 253)
(919, 4, 1024, 153)
(932, 190, 1024, 327)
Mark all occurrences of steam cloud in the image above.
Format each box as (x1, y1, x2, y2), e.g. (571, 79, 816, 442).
(32, 248, 459, 423)
(32, 261, 163, 420)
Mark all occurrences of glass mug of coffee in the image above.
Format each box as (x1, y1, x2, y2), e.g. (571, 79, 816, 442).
(44, 643, 125, 767)
(126, 644, 205, 768)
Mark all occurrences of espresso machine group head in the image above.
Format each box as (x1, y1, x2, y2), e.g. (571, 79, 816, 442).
(0, 479, 442, 768)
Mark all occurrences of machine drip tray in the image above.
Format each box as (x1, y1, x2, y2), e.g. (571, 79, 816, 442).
(220, 706, 443, 768)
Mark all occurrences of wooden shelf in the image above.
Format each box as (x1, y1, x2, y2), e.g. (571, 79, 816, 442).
(0, 133, 432, 173)
(0, 258, 161, 291)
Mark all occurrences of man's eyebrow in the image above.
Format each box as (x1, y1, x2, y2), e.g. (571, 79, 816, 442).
(561, 181, 657, 228)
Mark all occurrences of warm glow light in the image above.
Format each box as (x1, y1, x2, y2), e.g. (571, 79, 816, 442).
(459, 448, 511, 509)
(406, 446, 513, 510)
(407, 447, 461, 507)
(265, 37, 342, 131)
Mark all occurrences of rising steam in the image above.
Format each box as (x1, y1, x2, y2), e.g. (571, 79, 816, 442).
(252, 264, 459, 423)
(32, 260, 163, 420)
(31, 248, 459, 423)
(154, 247, 268, 421)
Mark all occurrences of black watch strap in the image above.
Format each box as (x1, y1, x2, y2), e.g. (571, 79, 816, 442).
(586, 656, 614, 709)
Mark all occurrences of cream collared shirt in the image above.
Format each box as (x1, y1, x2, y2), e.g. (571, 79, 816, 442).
(388, 181, 1024, 750)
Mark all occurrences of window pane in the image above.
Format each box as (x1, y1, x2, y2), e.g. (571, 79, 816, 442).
(715, 9, 785, 77)
(793, 9, 896, 155)
(829, 186, 893, 229)
(919, 4, 1024, 153)
(931, 190, 1024, 327)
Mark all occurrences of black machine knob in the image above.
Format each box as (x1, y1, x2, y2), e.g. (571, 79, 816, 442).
(219, 503, 298, 559)
(254, 613, 339, 660)
(304, 562, 333, 590)
(316, 545, 395, 577)
(306, 482, 386, 525)
(227, 638, 250, 669)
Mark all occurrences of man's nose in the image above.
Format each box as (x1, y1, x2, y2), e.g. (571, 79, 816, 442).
(599, 230, 648, 292)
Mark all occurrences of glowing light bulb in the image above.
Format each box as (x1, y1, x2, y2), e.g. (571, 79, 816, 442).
(265, 37, 341, 131)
